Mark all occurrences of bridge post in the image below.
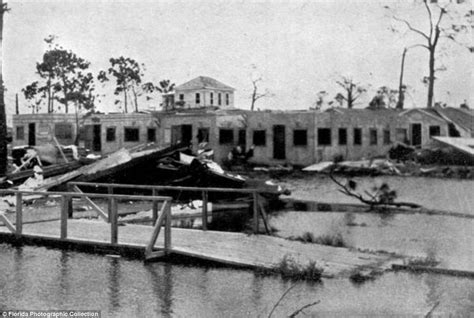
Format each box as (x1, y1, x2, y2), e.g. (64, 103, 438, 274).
(15, 192, 22, 237)
(60, 195, 71, 239)
(107, 185, 113, 222)
(201, 191, 208, 230)
(110, 197, 118, 244)
(164, 200, 171, 253)
(152, 188, 159, 225)
(253, 192, 259, 233)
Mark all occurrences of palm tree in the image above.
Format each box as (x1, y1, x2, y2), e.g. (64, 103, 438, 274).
(0, 0, 10, 176)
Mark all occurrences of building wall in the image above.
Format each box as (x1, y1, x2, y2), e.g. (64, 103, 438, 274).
(313, 110, 402, 162)
(398, 110, 449, 147)
(12, 114, 78, 147)
(82, 113, 158, 154)
(245, 111, 315, 166)
(157, 112, 216, 151)
(174, 89, 234, 109)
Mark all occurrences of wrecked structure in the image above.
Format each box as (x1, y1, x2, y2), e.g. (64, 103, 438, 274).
(11, 77, 474, 167)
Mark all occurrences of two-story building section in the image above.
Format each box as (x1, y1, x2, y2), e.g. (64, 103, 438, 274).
(173, 76, 235, 109)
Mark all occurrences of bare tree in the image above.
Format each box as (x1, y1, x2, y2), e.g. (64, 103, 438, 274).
(250, 77, 271, 111)
(389, 0, 473, 108)
(335, 76, 367, 109)
(0, 0, 10, 176)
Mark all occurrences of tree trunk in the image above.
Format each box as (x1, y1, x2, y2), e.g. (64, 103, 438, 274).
(47, 78, 52, 113)
(347, 90, 353, 109)
(123, 85, 128, 113)
(0, 0, 7, 176)
(397, 48, 407, 110)
(427, 48, 435, 108)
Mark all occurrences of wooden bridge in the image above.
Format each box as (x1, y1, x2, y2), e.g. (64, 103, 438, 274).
(0, 183, 405, 278)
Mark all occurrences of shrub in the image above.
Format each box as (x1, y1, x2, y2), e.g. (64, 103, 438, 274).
(276, 255, 323, 281)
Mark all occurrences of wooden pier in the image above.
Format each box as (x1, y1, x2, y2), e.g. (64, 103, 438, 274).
(0, 186, 404, 278)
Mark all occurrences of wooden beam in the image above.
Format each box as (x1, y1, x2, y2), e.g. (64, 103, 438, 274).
(60, 195, 70, 239)
(253, 192, 259, 233)
(257, 198, 271, 235)
(15, 192, 22, 237)
(152, 188, 159, 225)
(53, 137, 69, 163)
(0, 212, 16, 233)
(145, 201, 169, 257)
(145, 250, 167, 261)
(110, 198, 118, 244)
(72, 185, 108, 222)
(201, 190, 208, 230)
(164, 201, 171, 254)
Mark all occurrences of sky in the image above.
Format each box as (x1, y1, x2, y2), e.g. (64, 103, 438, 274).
(2, 0, 473, 118)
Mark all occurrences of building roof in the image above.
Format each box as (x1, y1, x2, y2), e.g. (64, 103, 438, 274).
(432, 107, 474, 133)
(175, 76, 235, 92)
(325, 107, 399, 120)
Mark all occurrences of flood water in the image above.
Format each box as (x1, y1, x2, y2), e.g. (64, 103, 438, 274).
(1, 175, 473, 317)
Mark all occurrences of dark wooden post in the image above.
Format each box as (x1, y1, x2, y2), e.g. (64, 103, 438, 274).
(110, 197, 118, 244)
(253, 192, 259, 233)
(107, 185, 113, 222)
(164, 201, 171, 253)
(201, 190, 208, 230)
(15, 192, 22, 237)
(60, 195, 70, 239)
(152, 188, 159, 225)
(66, 184, 73, 218)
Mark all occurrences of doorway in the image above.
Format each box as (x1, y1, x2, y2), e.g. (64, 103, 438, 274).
(273, 125, 286, 159)
(92, 124, 101, 152)
(411, 123, 422, 146)
(28, 123, 36, 146)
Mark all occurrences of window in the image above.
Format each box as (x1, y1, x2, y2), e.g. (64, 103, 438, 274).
(147, 128, 156, 142)
(179, 94, 184, 101)
(226, 93, 229, 105)
(55, 123, 73, 140)
(338, 128, 347, 145)
(106, 127, 116, 142)
(429, 125, 441, 137)
(293, 129, 307, 146)
(218, 93, 222, 106)
(124, 127, 139, 142)
(370, 129, 378, 145)
(219, 129, 234, 144)
(253, 130, 266, 146)
(210, 93, 214, 105)
(197, 128, 210, 143)
(383, 129, 391, 145)
(195, 93, 200, 104)
(354, 128, 362, 145)
(16, 126, 24, 140)
(396, 128, 408, 143)
(318, 128, 331, 146)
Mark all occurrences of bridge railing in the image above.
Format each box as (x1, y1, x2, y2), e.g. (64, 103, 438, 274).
(68, 181, 270, 234)
(0, 189, 173, 253)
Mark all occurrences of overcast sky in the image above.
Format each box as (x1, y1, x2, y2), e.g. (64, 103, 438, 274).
(2, 0, 473, 117)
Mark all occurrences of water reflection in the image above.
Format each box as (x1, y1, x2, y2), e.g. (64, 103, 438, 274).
(0, 244, 473, 316)
(146, 263, 174, 317)
(107, 257, 121, 312)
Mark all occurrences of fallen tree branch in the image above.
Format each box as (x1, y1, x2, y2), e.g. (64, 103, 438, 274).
(329, 169, 421, 209)
(288, 300, 321, 318)
(267, 284, 296, 318)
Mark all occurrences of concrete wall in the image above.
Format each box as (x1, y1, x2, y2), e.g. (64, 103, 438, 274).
(12, 114, 78, 147)
(398, 110, 449, 148)
(82, 113, 158, 154)
(313, 110, 402, 162)
(245, 111, 315, 166)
